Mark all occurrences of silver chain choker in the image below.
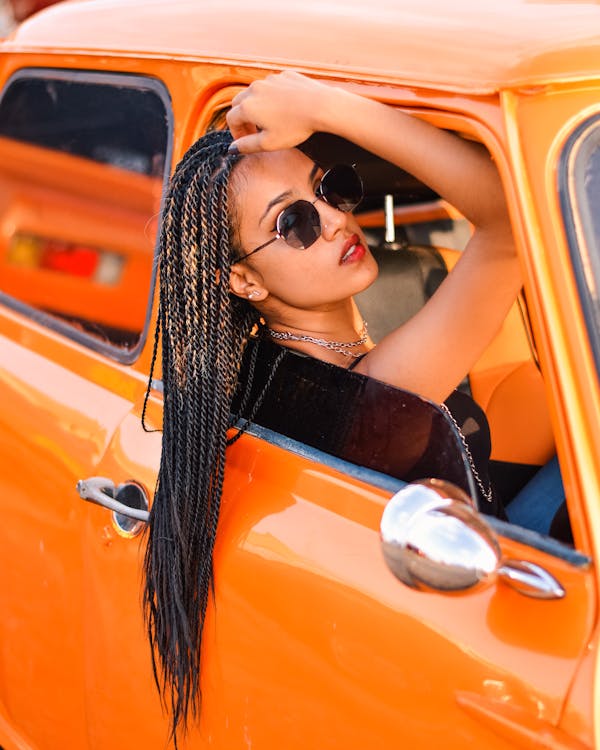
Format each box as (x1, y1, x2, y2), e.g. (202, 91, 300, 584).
(439, 402, 493, 504)
(267, 321, 368, 359)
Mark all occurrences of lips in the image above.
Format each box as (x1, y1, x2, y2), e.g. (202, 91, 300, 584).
(340, 234, 366, 264)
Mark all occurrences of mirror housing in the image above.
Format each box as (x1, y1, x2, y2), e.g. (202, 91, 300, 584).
(380, 479, 564, 599)
(380, 479, 499, 592)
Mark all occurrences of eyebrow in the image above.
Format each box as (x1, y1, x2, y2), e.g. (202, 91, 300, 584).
(258, 162, 321, 227)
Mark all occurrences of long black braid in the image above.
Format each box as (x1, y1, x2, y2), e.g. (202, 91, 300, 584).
(143, 130, 267, 744)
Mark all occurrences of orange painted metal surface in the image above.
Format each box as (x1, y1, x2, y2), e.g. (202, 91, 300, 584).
(75, 412, 596, 750)
(0, 1, 597, 749)
(6, 0, 600, 93)
(501, 85, 600, 558)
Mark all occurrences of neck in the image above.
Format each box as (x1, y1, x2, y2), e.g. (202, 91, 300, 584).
(264, 298, 363, 338)
(263, 300, 372, 365)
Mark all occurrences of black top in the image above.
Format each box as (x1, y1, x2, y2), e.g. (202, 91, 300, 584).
(231, 337, 504, 518)
(346, 352, 368, 371)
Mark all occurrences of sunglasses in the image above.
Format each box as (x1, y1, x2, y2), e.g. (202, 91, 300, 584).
(242, 164, 363, 260)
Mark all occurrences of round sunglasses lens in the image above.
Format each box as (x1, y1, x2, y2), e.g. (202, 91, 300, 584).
(278, 201, 321, 249)
(320, 165, 363, 212)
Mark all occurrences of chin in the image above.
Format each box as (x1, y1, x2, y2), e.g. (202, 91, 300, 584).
(352, 252, 379, 294)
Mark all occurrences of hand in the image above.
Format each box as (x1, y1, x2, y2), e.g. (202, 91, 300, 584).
(226, 71, 332, 153)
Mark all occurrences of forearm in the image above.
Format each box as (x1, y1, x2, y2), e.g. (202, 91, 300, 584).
(316, 86, 507, 230)
(228, 71, 511, 233)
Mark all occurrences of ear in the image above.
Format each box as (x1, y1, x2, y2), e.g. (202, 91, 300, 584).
(229, 261, 268, 302)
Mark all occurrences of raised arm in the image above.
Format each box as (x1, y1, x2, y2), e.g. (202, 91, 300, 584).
(227, 72, 521, 402)
(228, 72, 504, 230)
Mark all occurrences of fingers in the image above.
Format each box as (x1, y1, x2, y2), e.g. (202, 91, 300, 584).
(227, 83, 271, 146)
(226, 71, 318, 154)
(226, 104, 267, 153)
(226, 103, 259, 142)
(228, 132, 268, 155)
(230, 86, 251, 109)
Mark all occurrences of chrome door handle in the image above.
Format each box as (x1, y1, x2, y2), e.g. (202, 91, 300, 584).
(76, 476, 150, 522)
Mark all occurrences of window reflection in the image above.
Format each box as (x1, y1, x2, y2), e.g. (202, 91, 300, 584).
(561, 114, 600, 374)
(0, 72, 170, 359)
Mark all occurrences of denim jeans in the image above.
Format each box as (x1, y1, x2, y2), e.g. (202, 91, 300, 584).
(505, 455, 565, 535)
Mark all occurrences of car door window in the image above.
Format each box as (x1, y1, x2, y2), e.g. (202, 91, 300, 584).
(0, 69, 172, 362)
(560, 113, 600, 374)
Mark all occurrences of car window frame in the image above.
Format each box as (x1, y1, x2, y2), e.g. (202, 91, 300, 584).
(558, 110, 600, 379)
(181, 94, 589, 566)
(0, 66, 174, 364)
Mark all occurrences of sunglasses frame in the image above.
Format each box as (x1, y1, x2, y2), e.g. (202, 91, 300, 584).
(240, 164, 363, 261)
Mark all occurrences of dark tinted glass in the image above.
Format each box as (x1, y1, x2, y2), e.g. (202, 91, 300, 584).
(319, 164, 363, 211)
(280, 202, 320, 248)
(231, 338, 481, 507)
(0, 71, 171, 361)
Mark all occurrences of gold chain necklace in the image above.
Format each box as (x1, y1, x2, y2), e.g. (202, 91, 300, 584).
(267, 321, 368, 359)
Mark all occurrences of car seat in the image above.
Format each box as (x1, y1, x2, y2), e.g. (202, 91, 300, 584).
(355, 240, 448, 342)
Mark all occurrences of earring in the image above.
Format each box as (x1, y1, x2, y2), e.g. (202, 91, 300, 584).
(248, 290, 260, 299)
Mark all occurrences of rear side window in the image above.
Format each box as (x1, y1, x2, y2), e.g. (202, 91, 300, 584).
(560, 113, 600, 377)
(0, 69, 172, 362)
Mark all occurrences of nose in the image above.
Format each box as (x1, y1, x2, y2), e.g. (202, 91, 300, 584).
(316, 199, 347, 241)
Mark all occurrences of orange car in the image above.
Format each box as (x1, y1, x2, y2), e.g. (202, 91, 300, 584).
(0, 1, 598, 749)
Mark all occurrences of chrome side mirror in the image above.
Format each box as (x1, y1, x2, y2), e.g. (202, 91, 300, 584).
(380, 480, 564, 599)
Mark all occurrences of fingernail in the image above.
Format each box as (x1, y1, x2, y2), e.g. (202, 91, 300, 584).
(228, 143, 240, 156)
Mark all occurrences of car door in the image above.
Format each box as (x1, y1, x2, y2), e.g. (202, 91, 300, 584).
(81, 358, 596, 750)
(38, 82, 600, 750)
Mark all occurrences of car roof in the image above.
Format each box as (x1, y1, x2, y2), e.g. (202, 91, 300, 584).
(5, 0, 600, 94)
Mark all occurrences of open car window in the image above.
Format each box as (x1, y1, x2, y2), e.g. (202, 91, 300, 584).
(194, 106, 578, 557)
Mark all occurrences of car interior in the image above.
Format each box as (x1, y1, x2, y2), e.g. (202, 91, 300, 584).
(299, 131, 566, 538)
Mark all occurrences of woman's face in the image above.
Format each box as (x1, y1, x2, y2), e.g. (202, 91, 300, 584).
(230, 149, 378, 311)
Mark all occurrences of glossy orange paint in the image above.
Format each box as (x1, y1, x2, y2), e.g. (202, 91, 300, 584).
(6, 0, 600, 93)
(0, 2, 597, 749)
(79, 409, 595, 750)
(501, 85, 600, 559)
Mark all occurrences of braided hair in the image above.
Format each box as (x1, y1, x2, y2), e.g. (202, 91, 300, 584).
(143, 129, 261, 744)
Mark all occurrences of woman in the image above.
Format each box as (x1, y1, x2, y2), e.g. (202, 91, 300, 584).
(225, 72, 520, 400)
(144, 71, 562, 743)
